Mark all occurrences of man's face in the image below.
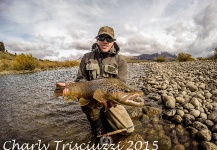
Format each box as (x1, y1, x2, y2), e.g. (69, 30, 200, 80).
(97, 34, 114, 53)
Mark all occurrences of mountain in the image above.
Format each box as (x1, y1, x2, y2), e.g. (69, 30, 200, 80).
(137, 52, 177, 61)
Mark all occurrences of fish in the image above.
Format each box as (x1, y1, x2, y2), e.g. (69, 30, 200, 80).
(54, 78, 144, 107)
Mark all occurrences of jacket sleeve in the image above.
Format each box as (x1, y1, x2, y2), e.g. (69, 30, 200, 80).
(75, 54, 89, 82)
(117, 55, 128, 83)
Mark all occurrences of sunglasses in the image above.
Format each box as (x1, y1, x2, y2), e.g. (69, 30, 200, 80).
(97, 35, 114, 43)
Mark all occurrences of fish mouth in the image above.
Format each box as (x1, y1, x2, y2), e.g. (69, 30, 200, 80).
(120, 92, 144, 107)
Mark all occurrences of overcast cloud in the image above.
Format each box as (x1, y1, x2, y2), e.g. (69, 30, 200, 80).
(0, 0, 217, 60)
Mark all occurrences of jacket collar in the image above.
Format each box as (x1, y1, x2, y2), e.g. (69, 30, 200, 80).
(91, 42, 120, 56)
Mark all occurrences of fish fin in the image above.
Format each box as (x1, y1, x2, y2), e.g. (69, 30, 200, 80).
(79, 98, 90, 106)
(93, 89, 107, 103)
(64, 91, 78, 102)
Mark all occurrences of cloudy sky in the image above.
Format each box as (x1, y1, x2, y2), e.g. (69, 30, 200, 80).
(0, 0, 217, 61)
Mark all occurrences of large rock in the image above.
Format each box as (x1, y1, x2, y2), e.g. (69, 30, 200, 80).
(212, 124, 217, 132)
(186, 82, 198, 92)
(190, 109, 201, 117)
(196, 129, 212, 141)
(162, 94, 176, 108)
(143, 106, 162, 116)
(198, 141, 217, 150)
(190, 97, 201, 107)
(208, 110, 217, 121)
(176, 97, 185, 104)
(193, 121, 208, 130)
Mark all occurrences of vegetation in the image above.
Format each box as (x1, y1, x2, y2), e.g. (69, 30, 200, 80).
(196, 57, 205, 61)
(0, 42, 6, 52)
(214, 47, 217, 60)
(156, 56, 166, 62)
(177, 53, 195, 61)
(11, 54, 39, 70)
(0, 52, 79, 74)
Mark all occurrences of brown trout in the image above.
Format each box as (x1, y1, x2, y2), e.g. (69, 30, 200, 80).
(54, 78, 144, 107)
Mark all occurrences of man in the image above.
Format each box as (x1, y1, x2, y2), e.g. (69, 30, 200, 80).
(59, 26, 134, 138)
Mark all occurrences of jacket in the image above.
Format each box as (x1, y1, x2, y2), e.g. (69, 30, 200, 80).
(75, 42, 127, 83)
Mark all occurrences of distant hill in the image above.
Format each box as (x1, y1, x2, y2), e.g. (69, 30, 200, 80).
(136, 52, 177, 61)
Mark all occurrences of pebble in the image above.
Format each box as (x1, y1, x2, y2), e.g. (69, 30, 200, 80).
(190, 109, 201, 117)
(162, 94, 176, 108)
(193, 121, 208, 130)
(129, 61, 217, 148)
(196, 129, 212, 141)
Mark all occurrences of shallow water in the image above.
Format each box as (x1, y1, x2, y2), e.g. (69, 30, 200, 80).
(0, 65, 196, 150)
(0, 68, 95, 148)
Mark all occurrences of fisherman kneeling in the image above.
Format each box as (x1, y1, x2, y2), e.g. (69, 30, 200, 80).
(57, 26, 135, 140)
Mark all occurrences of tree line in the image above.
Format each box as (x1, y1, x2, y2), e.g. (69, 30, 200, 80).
(156, 48, 217, 62)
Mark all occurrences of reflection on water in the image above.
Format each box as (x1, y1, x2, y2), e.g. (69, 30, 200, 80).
(0, 68, 94, 147)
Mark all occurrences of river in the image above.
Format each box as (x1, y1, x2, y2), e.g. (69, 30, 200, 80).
(0, 67, 97, 148)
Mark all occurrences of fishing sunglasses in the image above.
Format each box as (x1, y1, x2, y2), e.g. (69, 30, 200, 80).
(97, 35, 115, 43)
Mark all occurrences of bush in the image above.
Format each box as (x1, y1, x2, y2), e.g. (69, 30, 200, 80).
(177, 53, 195, 61)
(0, 59, 12, 70)
(197, 57, 205, 61)
(156, 56, 166, 62)
(12, 53, 39, 70)
(214, 47, 217, 60)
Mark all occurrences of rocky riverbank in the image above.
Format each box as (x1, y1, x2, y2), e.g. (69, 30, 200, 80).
(125, 61, 217, 150)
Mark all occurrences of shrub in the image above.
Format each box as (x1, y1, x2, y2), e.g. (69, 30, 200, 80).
(214, 47, 217, 60)
(156, 56, 166, 62)
(197, 57, 205, 61)
(177, 53, 195, 61)
(0, 59, 12, 70)
(12, 53, 39, 70)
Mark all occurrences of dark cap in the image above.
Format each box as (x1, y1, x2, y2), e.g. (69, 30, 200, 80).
(97, 26, 115, 39)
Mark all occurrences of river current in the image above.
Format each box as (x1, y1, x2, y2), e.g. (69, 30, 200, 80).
(0, 68, 97, 148)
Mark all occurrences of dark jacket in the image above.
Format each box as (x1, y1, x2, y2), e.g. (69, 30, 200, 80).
(75, 42, 127, 83)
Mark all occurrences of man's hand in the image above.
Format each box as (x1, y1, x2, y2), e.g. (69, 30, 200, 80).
(56, 82, 69, 97)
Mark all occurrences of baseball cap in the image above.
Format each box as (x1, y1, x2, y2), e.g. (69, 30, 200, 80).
(97, 26, 115, 39)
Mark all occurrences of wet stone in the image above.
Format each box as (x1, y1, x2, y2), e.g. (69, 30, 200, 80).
(196, 129, 212, 142)
(172, 144, 185, 150)
(142, 114, 150, 123)
(153, 124, 163, 131)
(198, 141, 217, 150)
(184, 114, 195, 126)
(164, 109, 176, 117)
(200, 112, 207, 119)
(213, 133, 217, 141)
(184, 103, 195, 110)
(204, 120, 214, 129)
(176, 97, 185, 104)
(151, 116, 160, 124)
(193, 121, 208, 131)
(186, 82, 198, 92)
(175, 124, 185, 136)
(176, 109, 185, 117)
(172, 115, 183, 123)
(190, 97, 201, 107)
(190, 109, 201, 117)
(143, 106, 162, 116)
(212, 124, 217, 132)
(162, 94, 176, 109)
(158, 136, 172, 150)
(179, 134, 190, 143)
(164, 123, 175, 131)
(208, 110, 217, 121)
(187, 126, 198, 138)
